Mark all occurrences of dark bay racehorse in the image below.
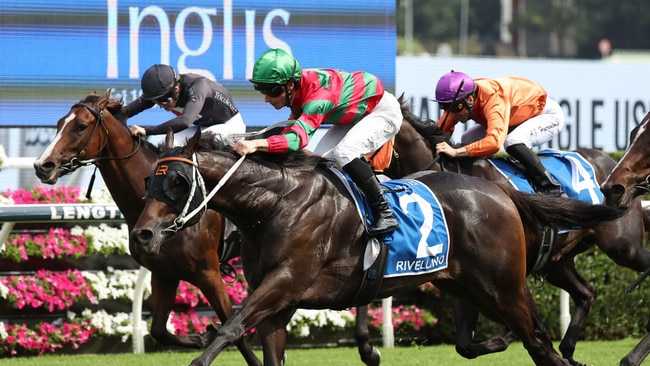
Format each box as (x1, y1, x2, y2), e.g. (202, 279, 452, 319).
(130, 128, 624, 366)
(32, 92, 260, 365)
(369, 103, 650, 366)
(601, 111, 650, 366)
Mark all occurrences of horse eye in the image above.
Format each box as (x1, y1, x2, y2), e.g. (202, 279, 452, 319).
(75, 123, 88, 133)
(165, 175, 190, 200)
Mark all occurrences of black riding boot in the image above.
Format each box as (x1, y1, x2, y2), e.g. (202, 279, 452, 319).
(506, 143, 563, 194)
(343, 158, 399, 235)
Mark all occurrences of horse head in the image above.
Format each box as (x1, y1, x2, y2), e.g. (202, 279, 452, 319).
(601, 113, 650, 209)
(132, 129, 206, 254)
(383, 99, 451, 178)
(34, 91, 127, 183)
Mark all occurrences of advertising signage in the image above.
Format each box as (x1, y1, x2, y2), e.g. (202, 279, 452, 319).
(0, 0, 396, 127)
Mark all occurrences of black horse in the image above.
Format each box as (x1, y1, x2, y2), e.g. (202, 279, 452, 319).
(130, 128, 623, 366)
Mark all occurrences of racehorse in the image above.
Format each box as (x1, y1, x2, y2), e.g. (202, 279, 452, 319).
(600, 111, 650, 366)
(130, 128, 623, 366)
(381, 104, 650, 366)
(32, 92, 261, 365)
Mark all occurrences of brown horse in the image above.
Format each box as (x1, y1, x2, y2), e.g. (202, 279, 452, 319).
(600, 111, 650, 366)
(130, 128, 624, 366)
(32, 92, 261, 365)
(383, 104, 650, 366)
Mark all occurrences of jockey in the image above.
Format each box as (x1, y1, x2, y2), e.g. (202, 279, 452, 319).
(434, 70, 565, 194)
(124, 64, 246, 146)
(232, 48, 403, 236)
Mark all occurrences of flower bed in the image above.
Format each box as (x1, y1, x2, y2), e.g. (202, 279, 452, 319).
(0, 186, 439, 356)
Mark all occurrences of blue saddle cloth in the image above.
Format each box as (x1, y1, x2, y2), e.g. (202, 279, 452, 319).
(330, 169, 450, 278)
(488, 149, 603, 205)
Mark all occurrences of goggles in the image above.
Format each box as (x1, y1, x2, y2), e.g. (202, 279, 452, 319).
(152, 89, 176, 105)
(254, 83, 285, 98)
(154, 96, 173, 105)
(439, 100, 465, 113)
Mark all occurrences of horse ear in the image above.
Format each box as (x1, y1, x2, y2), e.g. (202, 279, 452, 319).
(186, 127, 201, 153)
(97, 91, 111, 110)
(164, 128, 175, 150)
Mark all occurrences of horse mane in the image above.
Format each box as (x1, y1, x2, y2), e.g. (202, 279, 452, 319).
(191, 132, 327, 171)
(398, 97, 451, 148)
(80, 92, 162, 155)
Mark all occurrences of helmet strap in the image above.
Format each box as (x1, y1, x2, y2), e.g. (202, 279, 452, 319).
(284, 80, 297, 107)
(462, 93, 476, 117)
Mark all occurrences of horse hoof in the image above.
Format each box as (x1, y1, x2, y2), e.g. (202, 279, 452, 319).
(362, 347, 381, 366)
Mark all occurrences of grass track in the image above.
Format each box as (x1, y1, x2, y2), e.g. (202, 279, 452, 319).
(2, 338, 649, 365)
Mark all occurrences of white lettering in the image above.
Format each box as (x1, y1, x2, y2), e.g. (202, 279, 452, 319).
(129, 6, 171, 79)
(62, 206, 76, 220)
(223, 0, 233, 80)
(107, 0, 118, 78)
(107, 5, 291, 82)
(176, 7, 217, 80)
(245, 10, 256, 79)
(263, 9, 291, 51)
(50, 207, 62, 220)
(395, 256, 447, 273)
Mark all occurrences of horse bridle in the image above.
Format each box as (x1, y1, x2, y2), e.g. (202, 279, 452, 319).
(158, 153, 246, 234)
(635, 176, 650, 193)
(60, 102, 142, 172)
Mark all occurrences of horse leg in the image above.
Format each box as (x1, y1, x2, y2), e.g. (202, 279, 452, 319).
(354, 306, 380, 366)
(196, 270, 261, 366)
(542, 257, 596, 366)
(452, 299, 515, 358)
(621, 327, 650, 366)
(482, 282, 568, 366)
(256, 309, 295, 366)
(148, 275, 213, 348)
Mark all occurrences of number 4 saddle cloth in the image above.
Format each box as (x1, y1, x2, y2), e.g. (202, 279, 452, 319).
(489, 148, 603, 205)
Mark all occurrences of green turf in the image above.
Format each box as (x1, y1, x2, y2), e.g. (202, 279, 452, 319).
(2, 338, 649, 365)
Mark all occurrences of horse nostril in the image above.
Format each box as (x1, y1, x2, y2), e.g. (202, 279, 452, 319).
(132, 229, 153, 245)
(34, 161, 55, 173)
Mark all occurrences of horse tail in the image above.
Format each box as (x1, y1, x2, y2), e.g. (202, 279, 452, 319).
(496, 183, 626, 230)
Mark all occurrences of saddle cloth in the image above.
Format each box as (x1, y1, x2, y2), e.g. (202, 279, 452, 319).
(330, 168, 450, 278)
(488, 149, 604, 205)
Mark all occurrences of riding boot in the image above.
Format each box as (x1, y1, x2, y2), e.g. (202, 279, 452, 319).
(343, 158, 399, 235)
(506, 143, 563, 194)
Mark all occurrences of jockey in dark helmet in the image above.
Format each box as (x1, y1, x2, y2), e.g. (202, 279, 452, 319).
(434, 70, 564, 194)
(124, 64, 245, 145)
(232, 48, 403, 236)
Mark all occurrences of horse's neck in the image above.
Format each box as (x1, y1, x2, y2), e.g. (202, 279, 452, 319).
(204, 156, 332, 230)
(98, 130, 156, 225)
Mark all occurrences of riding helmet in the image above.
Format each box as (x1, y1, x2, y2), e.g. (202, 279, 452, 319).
(140, 64, 180, 101)
(250, 48, 302, 85)
(434, 70, 476, 103)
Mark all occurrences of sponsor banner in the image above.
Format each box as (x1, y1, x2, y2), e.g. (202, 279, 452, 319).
(0, 0, 396, 127)
(397, 56, 650, 152)
(0, 204, 124, 223)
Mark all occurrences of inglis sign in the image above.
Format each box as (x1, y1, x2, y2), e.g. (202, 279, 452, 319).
(397, 56, 650, 152)
(0, 0, 396, 127)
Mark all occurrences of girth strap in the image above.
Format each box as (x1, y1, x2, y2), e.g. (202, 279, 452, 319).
(531, 225, 558, 274)
(350, 239, 389, 307)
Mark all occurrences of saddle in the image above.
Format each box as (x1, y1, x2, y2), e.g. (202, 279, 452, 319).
(364, 138, 395, 173)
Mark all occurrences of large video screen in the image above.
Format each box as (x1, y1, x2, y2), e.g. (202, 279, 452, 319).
(0, 0, 396, 127)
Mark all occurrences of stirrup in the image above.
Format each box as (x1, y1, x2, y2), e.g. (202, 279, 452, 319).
(367, 216, 399, 236)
